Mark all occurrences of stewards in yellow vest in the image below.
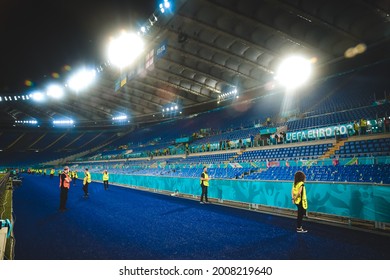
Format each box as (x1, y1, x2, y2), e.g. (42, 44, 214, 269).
(50, 168, 55, 179)
(72, 170, 78, 186)
(103, 170, 109, 190)
(291, 171, 308, 233)
(59, 166, 72, 212)
(83, 168, 91, 198)
(200, 166, 210, 204)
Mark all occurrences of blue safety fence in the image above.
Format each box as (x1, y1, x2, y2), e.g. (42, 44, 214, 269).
(86, 172, 390, 223)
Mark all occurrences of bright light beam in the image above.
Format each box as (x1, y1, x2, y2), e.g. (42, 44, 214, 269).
(107, 31, 144, 69)
(47, 84, 64, 99)
(68, 68, 96, 92)
(31, 91, 45, 102)
(276, 56, 312, 90)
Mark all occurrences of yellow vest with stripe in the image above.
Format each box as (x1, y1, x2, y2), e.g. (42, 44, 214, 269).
(83, 171, 92, 184)
(200, 172, 209, 187)
(292, 181, 308, 209)
(103, 173, 109, 181)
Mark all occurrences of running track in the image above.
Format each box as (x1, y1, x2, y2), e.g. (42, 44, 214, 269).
(12, 175, 390, 260)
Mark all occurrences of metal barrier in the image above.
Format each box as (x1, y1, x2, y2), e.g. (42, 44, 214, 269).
(0, 172, 12, 260)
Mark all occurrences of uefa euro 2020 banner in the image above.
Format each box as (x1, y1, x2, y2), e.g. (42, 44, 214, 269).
(286, 123, 354, 142)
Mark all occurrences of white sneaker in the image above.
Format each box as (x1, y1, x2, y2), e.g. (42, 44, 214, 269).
(296, 227, 308, 233)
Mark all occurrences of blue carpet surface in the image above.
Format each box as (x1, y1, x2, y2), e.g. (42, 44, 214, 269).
(12, 175, 390, 260)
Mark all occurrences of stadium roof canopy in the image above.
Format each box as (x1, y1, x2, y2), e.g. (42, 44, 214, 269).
(1, 0, 389, 129)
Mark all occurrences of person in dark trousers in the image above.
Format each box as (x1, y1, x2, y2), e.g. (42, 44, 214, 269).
(83, 168, 91, 198)
(103, 170, 109, 190)
(200, 166, 210, 204)
(291, 171, 308, 233)
(72, 169, 78, 186)
(59, 166, 72, 212)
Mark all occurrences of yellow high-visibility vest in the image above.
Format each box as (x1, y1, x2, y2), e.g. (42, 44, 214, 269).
(200, 172, 209, 187)
(292, 181, 308, 209)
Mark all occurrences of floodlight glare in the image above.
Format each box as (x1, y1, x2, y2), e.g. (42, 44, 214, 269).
(53, 119, 74, 125)
(112, 115, 128, 121)
(276, 56, 312, 89)
(108, 31, 144, 69)
(31, 91, 45, 102)
(47, 84, 64, 99)
(68, 69, 96, 92)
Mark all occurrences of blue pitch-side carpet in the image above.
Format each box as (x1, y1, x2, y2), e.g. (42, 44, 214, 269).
(12, 174, 390, 260)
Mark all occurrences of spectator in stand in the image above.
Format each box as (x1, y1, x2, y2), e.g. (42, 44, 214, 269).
(250, 134, 254, 147)
(385, 117, 390, 133)
(353, 120, 360, 135)
(280, 132, 286, 144)
(335, 127, 340, 143)
(377, 117, 384, 133)
(360, 118, 367, 135)
(185, 143, 189, 155)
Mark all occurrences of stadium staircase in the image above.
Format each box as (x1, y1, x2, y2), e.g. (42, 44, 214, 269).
(319, 139, 346, 159)
(228, 150, 244, 163)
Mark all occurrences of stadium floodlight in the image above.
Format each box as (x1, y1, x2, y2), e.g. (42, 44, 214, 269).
(218, 86, 239, 103)
(53, 119, 74, 125)
(31, 91, 45, 102)
(68, 68, 96, 92)
(47, 84, 64, 99)
(112, 115, 128, 121)
(15, 119, 38, 125)
(159, 0, 171, 13)
(276, 56, 312, 89)
(107, 31, 144, 69)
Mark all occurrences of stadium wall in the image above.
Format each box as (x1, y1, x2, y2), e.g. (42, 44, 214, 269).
(87, 172, 390, 223)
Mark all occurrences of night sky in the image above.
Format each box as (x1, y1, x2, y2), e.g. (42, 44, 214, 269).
(0, 0, 156, 94)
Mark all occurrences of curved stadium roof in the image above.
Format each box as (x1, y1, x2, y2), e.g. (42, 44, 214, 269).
(0, 0, 389, 129)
